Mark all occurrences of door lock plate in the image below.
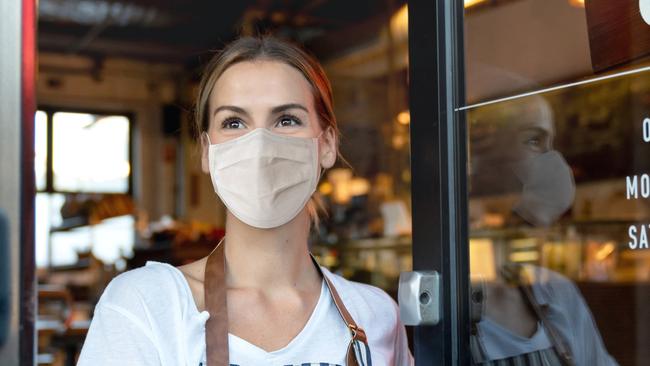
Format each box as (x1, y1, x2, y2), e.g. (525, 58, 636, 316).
(398, 271, 440, 326)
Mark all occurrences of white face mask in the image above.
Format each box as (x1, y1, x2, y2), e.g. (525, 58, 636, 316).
(206, 128, 322, 229)
(512, 150, 575, 227)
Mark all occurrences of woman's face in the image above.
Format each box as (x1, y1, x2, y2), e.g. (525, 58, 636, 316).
(201, 60, 336, 173)
(469, 96, 555, 195)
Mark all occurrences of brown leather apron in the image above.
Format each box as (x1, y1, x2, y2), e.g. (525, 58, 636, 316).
(204, 239, 371, 366)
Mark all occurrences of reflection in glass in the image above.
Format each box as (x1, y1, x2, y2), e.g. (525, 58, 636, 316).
(466, 73, 634, 364)
(463, 0, 650, 110)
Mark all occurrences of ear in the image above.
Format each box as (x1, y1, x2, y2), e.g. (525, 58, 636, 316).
(200, 133, 210, 174)
(319, 127, 337, 169)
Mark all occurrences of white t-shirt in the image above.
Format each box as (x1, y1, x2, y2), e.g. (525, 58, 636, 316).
(474, 265, 618, 365)
(78, 261, 414, 366)
(478, 318, 553, 360)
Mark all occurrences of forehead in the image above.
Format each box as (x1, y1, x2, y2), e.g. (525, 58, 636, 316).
(471, 96, 554, 134)
(210, 60, 314, 109)
(512, 97, 554, 134)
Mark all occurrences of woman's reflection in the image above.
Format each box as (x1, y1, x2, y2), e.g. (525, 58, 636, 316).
(470, 95, 574, 227)
(468, 94, 617, 366)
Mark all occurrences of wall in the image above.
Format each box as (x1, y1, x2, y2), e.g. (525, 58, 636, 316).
(38, 52, 182, 222)
(38, 52, 228, 230)
(0, 0, 24, 363)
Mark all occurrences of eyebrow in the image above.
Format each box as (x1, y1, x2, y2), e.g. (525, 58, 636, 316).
(212, 103, 308, 117)
(213, 105, 249, 117)
(271, 103, 308, 114)
(519, 126, 550, 134)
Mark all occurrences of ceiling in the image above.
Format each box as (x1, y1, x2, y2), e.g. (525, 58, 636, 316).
(38, 0, 406, 67)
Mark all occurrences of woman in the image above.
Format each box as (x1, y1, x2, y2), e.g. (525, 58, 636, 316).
(468, 89, 616, 365)
(78, 36, 413, 366)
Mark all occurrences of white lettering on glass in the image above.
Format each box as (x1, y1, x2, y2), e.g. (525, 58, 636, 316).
(627, 175, 639, 199)
(626, 174, 650, 199)
(629, 224, 650, 249)
(630, 225, 638, 249)
(624, 116, 650, 249)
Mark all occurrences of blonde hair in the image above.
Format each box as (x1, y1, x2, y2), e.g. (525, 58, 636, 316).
(194, 35, 338, 228)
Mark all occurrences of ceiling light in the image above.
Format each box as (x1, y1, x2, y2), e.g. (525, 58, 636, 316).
(465, 0, 489, 8)
(397, 110, 410, 125)
(569, 0, 585, 8)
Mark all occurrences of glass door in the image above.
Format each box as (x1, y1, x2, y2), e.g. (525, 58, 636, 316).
(405, 0, 470, 364)
(406, 0, 650, 365)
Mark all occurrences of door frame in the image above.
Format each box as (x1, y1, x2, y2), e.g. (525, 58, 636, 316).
(407, 0, 470, 364)
(21, 0, 37, 363)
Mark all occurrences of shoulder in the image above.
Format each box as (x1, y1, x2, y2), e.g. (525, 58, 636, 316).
(524, 265, 581, 303)
(320, 267, 399, 331)
(321, 267, 413, 364)
(525, 264, 596, 326)
(96, 262, 191, 318)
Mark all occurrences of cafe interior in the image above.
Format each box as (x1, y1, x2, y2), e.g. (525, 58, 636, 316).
(34, 0, 650, 365)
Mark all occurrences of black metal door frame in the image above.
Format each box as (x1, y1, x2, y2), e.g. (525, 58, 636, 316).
(407, 0, 469, 364)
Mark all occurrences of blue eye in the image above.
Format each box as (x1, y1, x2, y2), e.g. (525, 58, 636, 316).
(222, 118, 245, 129)
(526, 137, 541, 146)
(276, 115, 303, 127)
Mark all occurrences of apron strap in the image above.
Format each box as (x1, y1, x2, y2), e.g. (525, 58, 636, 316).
(203, 239, 370, 366)
(469, 329, 490, 364)
(309, 253, 369, 366)
(204, 238, 229, 365)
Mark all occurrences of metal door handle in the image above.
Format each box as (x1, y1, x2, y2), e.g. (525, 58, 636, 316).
(398, 271, 441, 326)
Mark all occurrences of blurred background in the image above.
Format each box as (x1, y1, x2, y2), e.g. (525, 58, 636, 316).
(32, 0, 650, 365)
(34, 1, 412, 364)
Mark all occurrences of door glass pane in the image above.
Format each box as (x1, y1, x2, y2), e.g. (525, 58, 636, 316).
(52, 112, 130, 193)
(464, 0, 650, 106)
(465, 1, 650, 365)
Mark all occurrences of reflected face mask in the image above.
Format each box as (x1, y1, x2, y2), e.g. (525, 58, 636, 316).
(207, 128, 321, 229)
(512, 150, 576, 227)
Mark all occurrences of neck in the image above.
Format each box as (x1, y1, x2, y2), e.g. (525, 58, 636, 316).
(222, 208, 321, 292)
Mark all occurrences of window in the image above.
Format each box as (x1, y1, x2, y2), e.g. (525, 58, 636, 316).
(35, 109, 135, 268)
(51, 112, 131, 193)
